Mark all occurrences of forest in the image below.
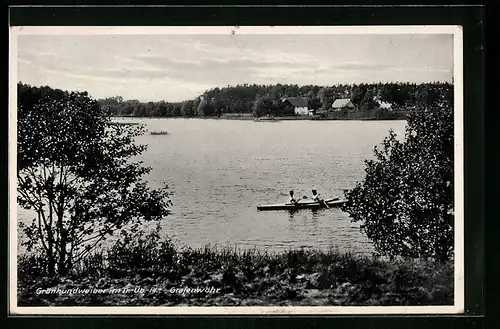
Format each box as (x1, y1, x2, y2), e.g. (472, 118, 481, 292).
(98, 82, 453, 119)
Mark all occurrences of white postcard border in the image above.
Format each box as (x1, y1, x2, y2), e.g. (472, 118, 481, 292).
(9, 25, 464, 315)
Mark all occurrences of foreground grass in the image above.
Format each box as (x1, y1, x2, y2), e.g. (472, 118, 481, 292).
(18, 231, 453, 307)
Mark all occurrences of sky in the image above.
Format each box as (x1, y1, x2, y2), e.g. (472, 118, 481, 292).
(17, 33, 453, 102)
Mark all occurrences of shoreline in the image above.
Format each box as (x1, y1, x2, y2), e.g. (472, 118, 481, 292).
(112, 115, 408, 122)
(18, 237, 453, 307)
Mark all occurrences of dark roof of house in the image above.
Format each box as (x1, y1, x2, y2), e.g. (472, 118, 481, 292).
(282, 97, 308, 108)
(332, 98, 354, 108)
(264, 93, 281, 101)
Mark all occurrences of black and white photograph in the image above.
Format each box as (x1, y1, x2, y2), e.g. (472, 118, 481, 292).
(9, 26, 464, 315)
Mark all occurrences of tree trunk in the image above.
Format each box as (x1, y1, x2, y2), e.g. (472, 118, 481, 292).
(38, 211, 56, 277)
(47, 250, 56, 277)
(56, 166, 68, 276)
(56, 206, 67, 275)
(57, 228, 68, 276)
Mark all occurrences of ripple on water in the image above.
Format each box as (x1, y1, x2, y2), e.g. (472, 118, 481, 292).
(17, 119, 404, 255)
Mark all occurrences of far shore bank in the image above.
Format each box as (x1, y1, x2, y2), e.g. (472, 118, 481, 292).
(112, 115, 408, 122)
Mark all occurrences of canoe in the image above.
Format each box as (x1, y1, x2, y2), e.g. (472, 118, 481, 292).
(257, 197, 346, 211)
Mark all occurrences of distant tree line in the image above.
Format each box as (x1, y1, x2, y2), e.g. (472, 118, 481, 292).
(98, 82, 453, 118)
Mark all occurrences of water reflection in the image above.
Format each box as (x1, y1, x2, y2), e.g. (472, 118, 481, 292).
(287, 208, 326, 221)
(287, 209, 300, 220)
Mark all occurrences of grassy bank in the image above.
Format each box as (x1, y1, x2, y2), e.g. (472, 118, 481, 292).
(18, 232, 453, 307)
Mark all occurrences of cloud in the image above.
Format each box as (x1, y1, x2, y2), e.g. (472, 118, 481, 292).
(333, 62, 398, 71)
(16, 34, 453, 101)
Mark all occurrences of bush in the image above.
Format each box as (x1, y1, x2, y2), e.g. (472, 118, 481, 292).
(107, 224, 177, 274)
(342, 101, 454, 262)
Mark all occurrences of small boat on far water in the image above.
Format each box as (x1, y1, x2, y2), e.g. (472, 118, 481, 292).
(150, 131, 169, 135)
(257, 197, 346, 211)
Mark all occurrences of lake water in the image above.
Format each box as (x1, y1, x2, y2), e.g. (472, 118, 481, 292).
(117, 118, 406, 254)
(17, 118, 406, 255)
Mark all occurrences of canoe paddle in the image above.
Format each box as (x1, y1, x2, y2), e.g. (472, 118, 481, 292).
(312, 190, 329, 209)
(317, 194, 330, 209)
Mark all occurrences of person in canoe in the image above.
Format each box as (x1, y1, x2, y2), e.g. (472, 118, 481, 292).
(312, 189, 329, 208)
(289, 190, 299, 205)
